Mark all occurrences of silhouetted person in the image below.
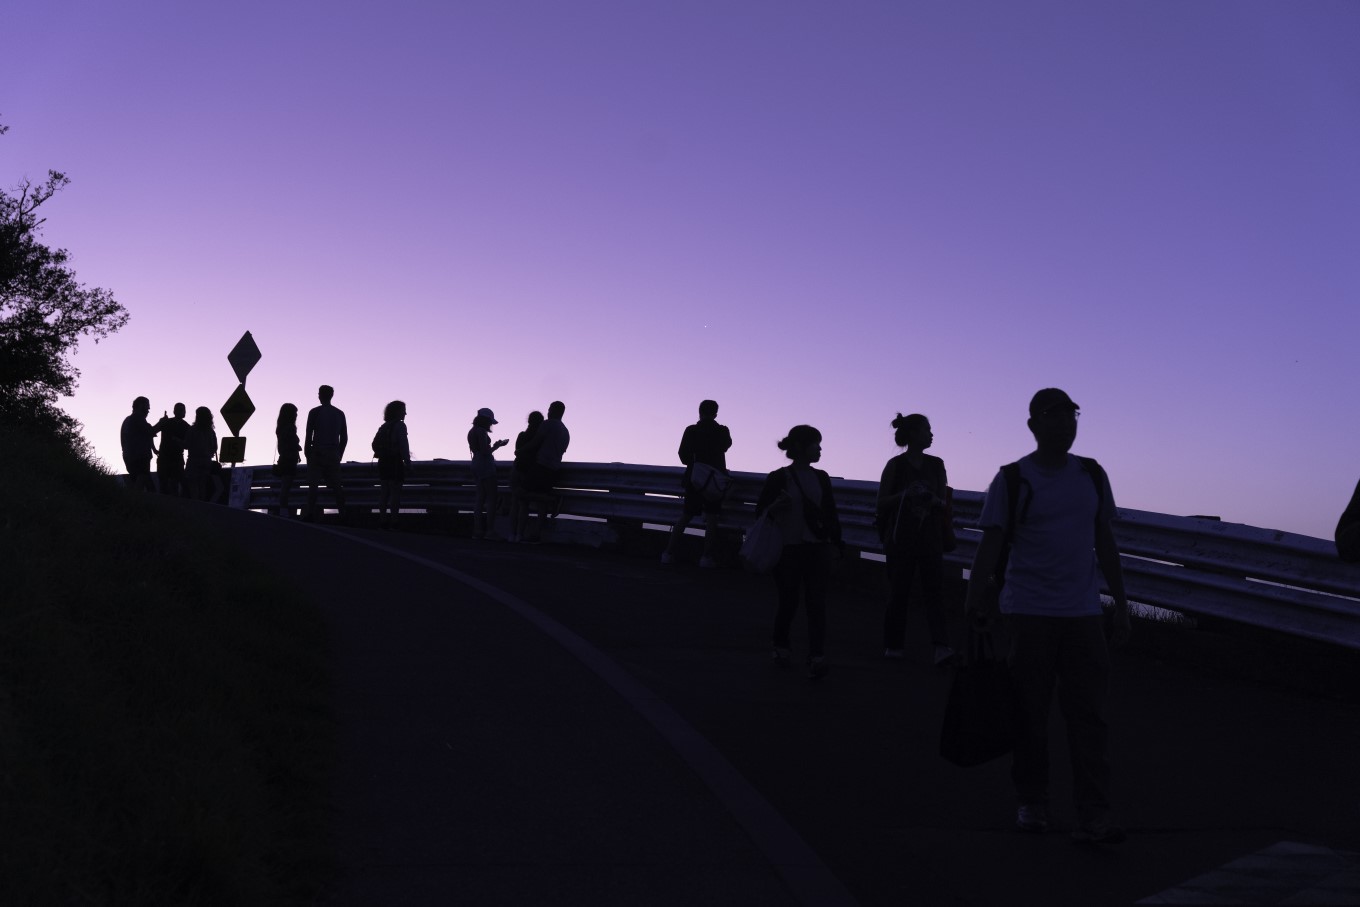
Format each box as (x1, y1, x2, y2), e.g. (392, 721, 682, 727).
(120, 396, 155, 491)
(964, 388, 1130, 844)
(510, 410, 544, 543)
(183, 406, 219, 501)
(304, 384, 348, 520)
(468, 407, 509, 539)
(274, 403, 302, 516)
(877, 412, 953, 664)
(152, 403, 190, 496)
(1337, 479, 1360, 562)
(662, 399, 733, 567)
(754, 425, 843, 680)
(519, 400, 569, 542)
(375, 400, 412, 529)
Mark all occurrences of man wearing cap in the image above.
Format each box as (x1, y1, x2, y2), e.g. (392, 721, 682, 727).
(964, 388, 1130, 845)
(469, 407, 510, 539)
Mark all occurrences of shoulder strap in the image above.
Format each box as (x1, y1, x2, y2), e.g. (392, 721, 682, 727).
(1001, 461, 1027, 539)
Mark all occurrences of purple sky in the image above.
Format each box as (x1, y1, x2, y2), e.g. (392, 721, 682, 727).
(6, 1, 1358, 539)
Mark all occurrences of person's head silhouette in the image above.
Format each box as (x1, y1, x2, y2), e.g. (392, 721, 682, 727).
(131, 396, 150, 416)
(778, 425, 822, 464)
(891, 412, 932, 451)
(699, 400, 719, 420)
(173, 402, 186, 418)
(1027, 388, 1079, 457)
(548, 400, 566, 420)
(318, 385, 335, 404)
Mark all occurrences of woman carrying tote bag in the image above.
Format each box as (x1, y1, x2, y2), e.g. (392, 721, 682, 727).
(753, 425, 843, 680)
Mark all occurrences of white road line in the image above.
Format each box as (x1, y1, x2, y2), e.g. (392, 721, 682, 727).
(317, 527, 861, 907)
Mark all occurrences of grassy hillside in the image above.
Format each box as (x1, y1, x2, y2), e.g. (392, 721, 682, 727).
(0, 427, 334, 905)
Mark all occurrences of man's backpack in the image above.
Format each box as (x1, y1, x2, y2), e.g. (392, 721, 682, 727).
(989, 457, 1107, 599)
(372, 422, 393, 459)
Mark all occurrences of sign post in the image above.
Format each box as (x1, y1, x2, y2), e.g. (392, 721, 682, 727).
(222, 331, 261, 508)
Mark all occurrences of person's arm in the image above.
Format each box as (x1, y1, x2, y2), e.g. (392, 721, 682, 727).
(677, 425, 694, 466)
(303, 412, 316, 456)
(753, 470, 785, 519)
(964, 527, 1006, 626)
(876, 457, 898, 514)
(1095, 519, 1130, 645)
(338, 412, 348, 458)
(821, 472, 844, 550)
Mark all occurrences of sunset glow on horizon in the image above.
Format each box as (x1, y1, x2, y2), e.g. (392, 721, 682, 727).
(6, 0, 1358, 540)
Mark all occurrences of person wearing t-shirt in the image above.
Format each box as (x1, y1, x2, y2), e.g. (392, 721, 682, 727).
(965, 388, 1130, 845)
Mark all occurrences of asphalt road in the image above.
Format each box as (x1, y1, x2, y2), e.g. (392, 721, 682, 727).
(201, 506, 1360, 906)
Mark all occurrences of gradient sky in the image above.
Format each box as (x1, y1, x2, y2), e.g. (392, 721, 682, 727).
(6, 0, 1358, 540)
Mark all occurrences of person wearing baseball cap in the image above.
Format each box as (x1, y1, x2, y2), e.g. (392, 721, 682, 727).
(469, 407, 509, 539)
(964, 388, 1130, 845)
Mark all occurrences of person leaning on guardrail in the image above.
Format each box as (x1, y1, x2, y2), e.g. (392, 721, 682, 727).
(661, 399, 733, 568)
(963, 388, 1130, 846)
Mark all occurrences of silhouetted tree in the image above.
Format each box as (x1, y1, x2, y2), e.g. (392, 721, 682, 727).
(1, 121, 129, 447)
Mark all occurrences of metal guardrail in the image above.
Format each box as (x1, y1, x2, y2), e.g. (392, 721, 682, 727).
(233, 459, 1360, 651)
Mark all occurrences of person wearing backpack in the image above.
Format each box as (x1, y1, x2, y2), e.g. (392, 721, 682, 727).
(877, 412, 953, 665)
(964, 388, 1130, 845)
(661, 399, 733, 567)
(374, 400, 411, 529)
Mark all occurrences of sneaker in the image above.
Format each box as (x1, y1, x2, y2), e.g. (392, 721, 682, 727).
(808, 656, 829, 680)
(660, 550, 675, 565)
(883, 648, 905, 660)
(1016, 805, 1050, 834)
(1071, 821, 1126, 845)
(933, 645, 956, 666)
(699, 555, 717, 569)
(771, 647, 792, 668)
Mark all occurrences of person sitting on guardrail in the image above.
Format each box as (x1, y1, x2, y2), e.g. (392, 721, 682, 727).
(662, 399, 733, 568)
(877, 412, 954, 665)
(375, 400, 412, 530)
(755, 425, 843, 680)
(273, 403, 302, 516)
(516, 401, 569, 543)
(304, 384, 348, 521)
(468, 407, 509, 539)
(963, 387, 1130, 845)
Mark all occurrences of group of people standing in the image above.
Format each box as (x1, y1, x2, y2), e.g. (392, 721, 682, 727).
(268, 386, 570, 535)
(119, 397, 223, 500)
(663, 390, 1130, 844)
(659, 401, 954, 678)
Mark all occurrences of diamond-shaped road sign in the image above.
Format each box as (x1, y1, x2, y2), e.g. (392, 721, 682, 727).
(220, 383, 256, 437)
(227, 331, 261, 385)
